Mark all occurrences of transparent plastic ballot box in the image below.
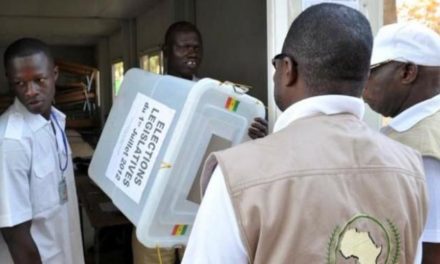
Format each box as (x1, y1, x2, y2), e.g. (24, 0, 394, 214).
(89, 69, 265, 247)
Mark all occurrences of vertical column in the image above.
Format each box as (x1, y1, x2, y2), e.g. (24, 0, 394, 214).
(360, 0, 385, 130)
(360, 0, 384, 34)
(383, 0, 397, 25)
(121, 18, 138, 71)
(266, 0, 300, 131)
(96, 38, 112, 126)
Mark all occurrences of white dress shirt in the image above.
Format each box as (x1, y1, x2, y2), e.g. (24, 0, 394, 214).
(0, 99, 84, 264)
(387, 94, 440, 244)
(182, 95, 365, 263)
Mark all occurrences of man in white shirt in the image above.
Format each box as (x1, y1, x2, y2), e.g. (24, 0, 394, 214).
(363, 22, 440, 264)
(183, 4, 428, 264)
(0, 38, 84, 264)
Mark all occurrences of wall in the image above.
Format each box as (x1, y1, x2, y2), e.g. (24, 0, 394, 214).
(96, 0, 268, 121)
(98, 28, 124, 121)
(136, 0, 174, 54)
(0, 47, 7, 93)
(195, 0, 268, 105)
(101, 0, 173, 117)
(130, 0, 268, 105)
(109, 29, 124, 63)
(52, 45, 96, 66)
(106, 0, 174, 73)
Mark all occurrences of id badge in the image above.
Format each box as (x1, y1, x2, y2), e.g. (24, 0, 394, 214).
(58, 178, 68, 204)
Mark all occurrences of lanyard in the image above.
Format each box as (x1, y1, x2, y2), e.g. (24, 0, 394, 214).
(50, 112, 68, 174)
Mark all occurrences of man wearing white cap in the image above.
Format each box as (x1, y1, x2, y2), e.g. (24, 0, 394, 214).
(363, 22, 440, 263)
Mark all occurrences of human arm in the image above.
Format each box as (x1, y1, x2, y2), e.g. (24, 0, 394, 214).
(0, 139, 39, 263)
(248, 117, 268, 139)
(1, 221, 41, 264)
(422, 242, 440, 264)
(421, 157, 440, 264)
(182, 167, 248, 264)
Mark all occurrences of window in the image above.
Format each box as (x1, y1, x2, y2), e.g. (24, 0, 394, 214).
(112, 61, 124, 98)
(139, 49, 163, 74)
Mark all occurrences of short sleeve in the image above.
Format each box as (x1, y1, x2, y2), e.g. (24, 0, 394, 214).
(0, 139, 32, 227)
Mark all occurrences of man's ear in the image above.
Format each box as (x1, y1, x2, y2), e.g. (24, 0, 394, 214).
(401, 63, 418, 84)
(53, 66, 59, 82)
(283, 57, 298, 87)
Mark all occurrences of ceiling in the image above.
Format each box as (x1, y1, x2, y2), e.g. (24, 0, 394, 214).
(0, 0, 160, 46)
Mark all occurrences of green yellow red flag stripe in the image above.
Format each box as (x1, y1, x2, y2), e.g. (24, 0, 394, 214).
(171, 224, 188, 236)
(225, 97, 240, 112)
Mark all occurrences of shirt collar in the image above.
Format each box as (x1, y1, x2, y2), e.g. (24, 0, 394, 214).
(389, 94, 440, 132)
(13, 98, 66, 132)
(273, 95, 365, 132)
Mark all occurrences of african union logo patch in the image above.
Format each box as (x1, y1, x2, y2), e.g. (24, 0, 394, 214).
(326, 214, 400, 264)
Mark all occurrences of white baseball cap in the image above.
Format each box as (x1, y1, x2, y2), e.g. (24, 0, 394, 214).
(371, 22, 440, 67)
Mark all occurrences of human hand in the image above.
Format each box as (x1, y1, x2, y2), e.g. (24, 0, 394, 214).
(248, 117, 268, 139)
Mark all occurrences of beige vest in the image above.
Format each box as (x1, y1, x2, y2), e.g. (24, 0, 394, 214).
(383, 110, 440, 160)
(202, 114, 427, 264)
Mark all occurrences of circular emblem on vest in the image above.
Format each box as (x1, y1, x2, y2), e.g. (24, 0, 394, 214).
(326, 214, 400, 264)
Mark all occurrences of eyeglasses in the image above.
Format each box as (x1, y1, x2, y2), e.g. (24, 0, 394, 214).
(271, 53, 295, 69)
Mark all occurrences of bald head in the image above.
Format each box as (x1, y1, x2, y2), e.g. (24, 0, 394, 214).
(282, 3, 373, 97)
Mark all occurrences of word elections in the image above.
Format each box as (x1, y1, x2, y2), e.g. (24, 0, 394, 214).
(115, 103, 166, 187)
